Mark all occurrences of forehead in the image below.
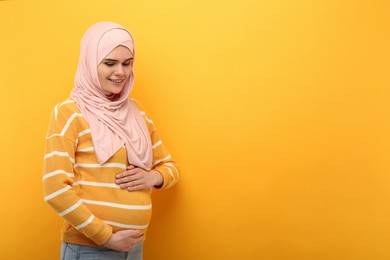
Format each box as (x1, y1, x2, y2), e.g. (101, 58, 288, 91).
(104, 45, 133, 59)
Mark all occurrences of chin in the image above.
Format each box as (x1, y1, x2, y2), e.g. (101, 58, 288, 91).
(111, 89, 122, 95)
(102, 85, 125, 95)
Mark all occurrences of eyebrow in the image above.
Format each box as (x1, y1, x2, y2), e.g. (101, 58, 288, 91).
(103, 58, 133, 62)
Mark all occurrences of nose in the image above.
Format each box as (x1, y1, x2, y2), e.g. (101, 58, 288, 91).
(114, 65, 125, 76)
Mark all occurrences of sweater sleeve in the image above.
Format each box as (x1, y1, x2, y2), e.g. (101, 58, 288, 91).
(133, 99, 180, 189)
(151, 128, 180, 189)
(42, 104, 112, 245)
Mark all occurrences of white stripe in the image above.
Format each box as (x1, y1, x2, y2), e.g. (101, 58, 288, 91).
(44, 151, 75, 163)
(46, 133, 63, 139)
(73, 181, 120, 189)
(152, 140, 162, 149)
(145, 116, 153, 124)
(75, 215, 95, 230)
(75, 129, 91, 148)
(54, 104, 59, 120)
(46, 113, 82, 139)
(59, 200, 82, 216)
(166, 167, 177, 189)
(164, 163, 179, 179)
(81, 199, 152, 210)
(104, 220, 149, 230)
(162, 163, 179, 188)
(59, 99, 75, 107)
(43, 170, 74, 181)
(44, 186, 71, 201)
(74, 163, 126, 169)
(61, 113, 82, 136)
(153, 154, 172, 166)
(166, 167, 176, 182)
(77, 147, 94, 152)
(78, 129, 91, 137)
(139, 111, 154, 124)
(164, 162, 176, 169)
(56, 99, 75, 119)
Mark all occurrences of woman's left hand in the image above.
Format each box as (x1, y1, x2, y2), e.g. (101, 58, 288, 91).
(116, 165, 163, 191)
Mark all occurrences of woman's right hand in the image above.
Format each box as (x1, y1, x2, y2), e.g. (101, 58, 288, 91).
(103, 230, 144, 252)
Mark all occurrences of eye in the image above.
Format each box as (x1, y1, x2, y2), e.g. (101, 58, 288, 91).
(123, 60, 133, 67)
(104, 62, 115, 67)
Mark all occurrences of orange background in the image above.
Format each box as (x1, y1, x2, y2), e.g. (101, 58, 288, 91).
(0, 0, 389, 259)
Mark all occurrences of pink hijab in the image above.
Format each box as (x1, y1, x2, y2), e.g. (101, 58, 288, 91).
(70, 21, 152, 169)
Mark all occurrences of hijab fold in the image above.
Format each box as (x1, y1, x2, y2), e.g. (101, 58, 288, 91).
(70, 21, 152, 170)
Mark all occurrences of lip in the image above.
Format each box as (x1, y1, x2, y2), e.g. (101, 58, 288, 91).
(108, 78, 125, 83)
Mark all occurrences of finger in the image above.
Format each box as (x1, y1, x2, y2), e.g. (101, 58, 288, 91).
(116, 172, 144, 185)
(116, 168, 138, 179)
(116, 175, 136, 185)
(132, 232, 144, 239)
(126, 165, 136, 170)
(134, 235, 144, 244)
(122, 179, 139, 189)
(119, 181, 137, 189)
(119, 177, 142, 189)
(132, 234, 145, 244)
(118, 229, 142, 237)
(127, 182, 146, 191)
(116, 170, 139, 182)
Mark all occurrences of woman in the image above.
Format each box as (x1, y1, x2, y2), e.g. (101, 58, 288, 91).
(43, 21, 179, 260)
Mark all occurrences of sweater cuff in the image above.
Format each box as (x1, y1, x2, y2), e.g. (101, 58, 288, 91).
(153, 167, 170, 189)
(89, 224, 113, 245)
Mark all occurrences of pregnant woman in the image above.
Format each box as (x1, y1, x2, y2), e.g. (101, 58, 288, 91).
(43, 21, 179, 260)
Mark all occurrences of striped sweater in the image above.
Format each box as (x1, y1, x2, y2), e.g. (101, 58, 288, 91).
(43, 98, 179, 247)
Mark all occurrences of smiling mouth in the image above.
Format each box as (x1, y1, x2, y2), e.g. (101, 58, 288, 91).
(109, 78, 124, 83)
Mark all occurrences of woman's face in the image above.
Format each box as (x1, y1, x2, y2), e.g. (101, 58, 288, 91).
(97, 45, 133, 95)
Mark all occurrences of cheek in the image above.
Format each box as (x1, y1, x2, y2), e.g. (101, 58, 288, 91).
(97, 68, 109, 88)
(97, 72, 105, 86)
(124, 69, 132, 79)
(97, 66, 105, 79)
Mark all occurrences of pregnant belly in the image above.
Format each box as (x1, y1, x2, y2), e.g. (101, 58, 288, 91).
(79, 187, 152, 233)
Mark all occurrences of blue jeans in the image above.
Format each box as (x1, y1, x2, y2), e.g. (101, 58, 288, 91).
(60, 242, 143, 260)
